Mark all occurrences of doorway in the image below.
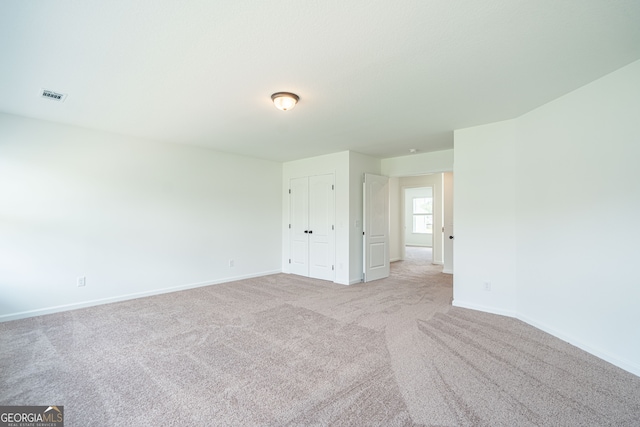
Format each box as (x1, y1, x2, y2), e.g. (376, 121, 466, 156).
(390, 174, 444, 267)
(387, 172, 453, 274)
(403, 186, 434, 265)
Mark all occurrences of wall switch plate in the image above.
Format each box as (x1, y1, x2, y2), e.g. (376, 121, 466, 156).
(77, 277, 86, 287)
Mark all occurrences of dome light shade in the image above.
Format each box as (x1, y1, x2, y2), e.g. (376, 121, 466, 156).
(271, 92, 299, 111)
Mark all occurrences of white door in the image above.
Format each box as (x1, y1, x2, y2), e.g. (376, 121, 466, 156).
(308, 175, 334, 280)
(289, 174, 335, 280)
(290, 177, 309, 276)
(363, 173, 390, 282)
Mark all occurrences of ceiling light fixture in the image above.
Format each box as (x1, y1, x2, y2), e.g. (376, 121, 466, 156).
(271, 92, 299, 111)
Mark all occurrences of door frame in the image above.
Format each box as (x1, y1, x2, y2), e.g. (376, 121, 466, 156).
(395, 176, 444, 265)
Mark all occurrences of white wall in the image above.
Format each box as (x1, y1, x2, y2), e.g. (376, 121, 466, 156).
(453, 120, 518, 316)
(453, 58, 640, 376)
(404, 187, 433, 247)
(382, 149, 453, 176)
(0, 113, 283, 320)
(515, 59, 640, 376)
(442, 172, 454, 274)
(389, 177, 401, 261)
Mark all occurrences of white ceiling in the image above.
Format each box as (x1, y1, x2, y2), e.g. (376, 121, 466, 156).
(1, 1, 640, 162)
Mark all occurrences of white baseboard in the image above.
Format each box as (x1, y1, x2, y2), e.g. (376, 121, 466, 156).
(516, 313, 640, 378)
(349, 278, 362, 285)
(0, 270, 282, 323)
(442, 268, 453, 274)
(390, 257, 401, 263)
(452, 300, 517, 318)
(432, 261, 444, 265)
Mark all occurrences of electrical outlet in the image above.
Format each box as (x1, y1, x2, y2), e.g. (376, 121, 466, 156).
(229, 259, 235, 268)
(77, 276, 86, 287)
(483, 281, 491, 291)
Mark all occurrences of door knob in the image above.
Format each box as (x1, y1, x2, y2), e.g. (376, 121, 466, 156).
(304, 230, 309, 233)
(308, 230, 313, 234)
(449, 236, 454, 239)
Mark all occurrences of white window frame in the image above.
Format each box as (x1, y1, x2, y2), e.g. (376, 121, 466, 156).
(412, 197, 433, 234)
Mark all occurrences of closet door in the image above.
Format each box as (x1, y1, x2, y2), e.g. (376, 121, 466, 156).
(308, 174, 334, 280)
(289, 174, 335, 281)
(290, 177, 309, 276)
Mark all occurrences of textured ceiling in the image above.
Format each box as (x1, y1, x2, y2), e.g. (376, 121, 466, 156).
(1, 1, 640, 162)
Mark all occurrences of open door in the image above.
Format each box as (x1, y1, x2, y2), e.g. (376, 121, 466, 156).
(363, 173, 390, 282)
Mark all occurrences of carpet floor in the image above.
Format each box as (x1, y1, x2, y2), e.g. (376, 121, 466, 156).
(1, 247, 639, 426)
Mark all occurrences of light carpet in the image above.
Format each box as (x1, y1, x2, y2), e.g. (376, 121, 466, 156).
(1, 247, 639, 426)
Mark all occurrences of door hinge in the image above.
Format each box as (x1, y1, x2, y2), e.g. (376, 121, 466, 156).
(363, 231, 365, 236)
(332, 265, 334, 271)
(332, 184, 334, 190)
(332, 225, 334, 230)
(288, 259, 291, 264)
(288, 189, 291, 194)
(289, 224, 291, 229)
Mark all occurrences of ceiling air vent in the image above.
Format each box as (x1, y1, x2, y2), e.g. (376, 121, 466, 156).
(40, 89, 67, 102)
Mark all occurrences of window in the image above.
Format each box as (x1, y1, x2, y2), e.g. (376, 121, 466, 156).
(412, 197, 433, 233)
